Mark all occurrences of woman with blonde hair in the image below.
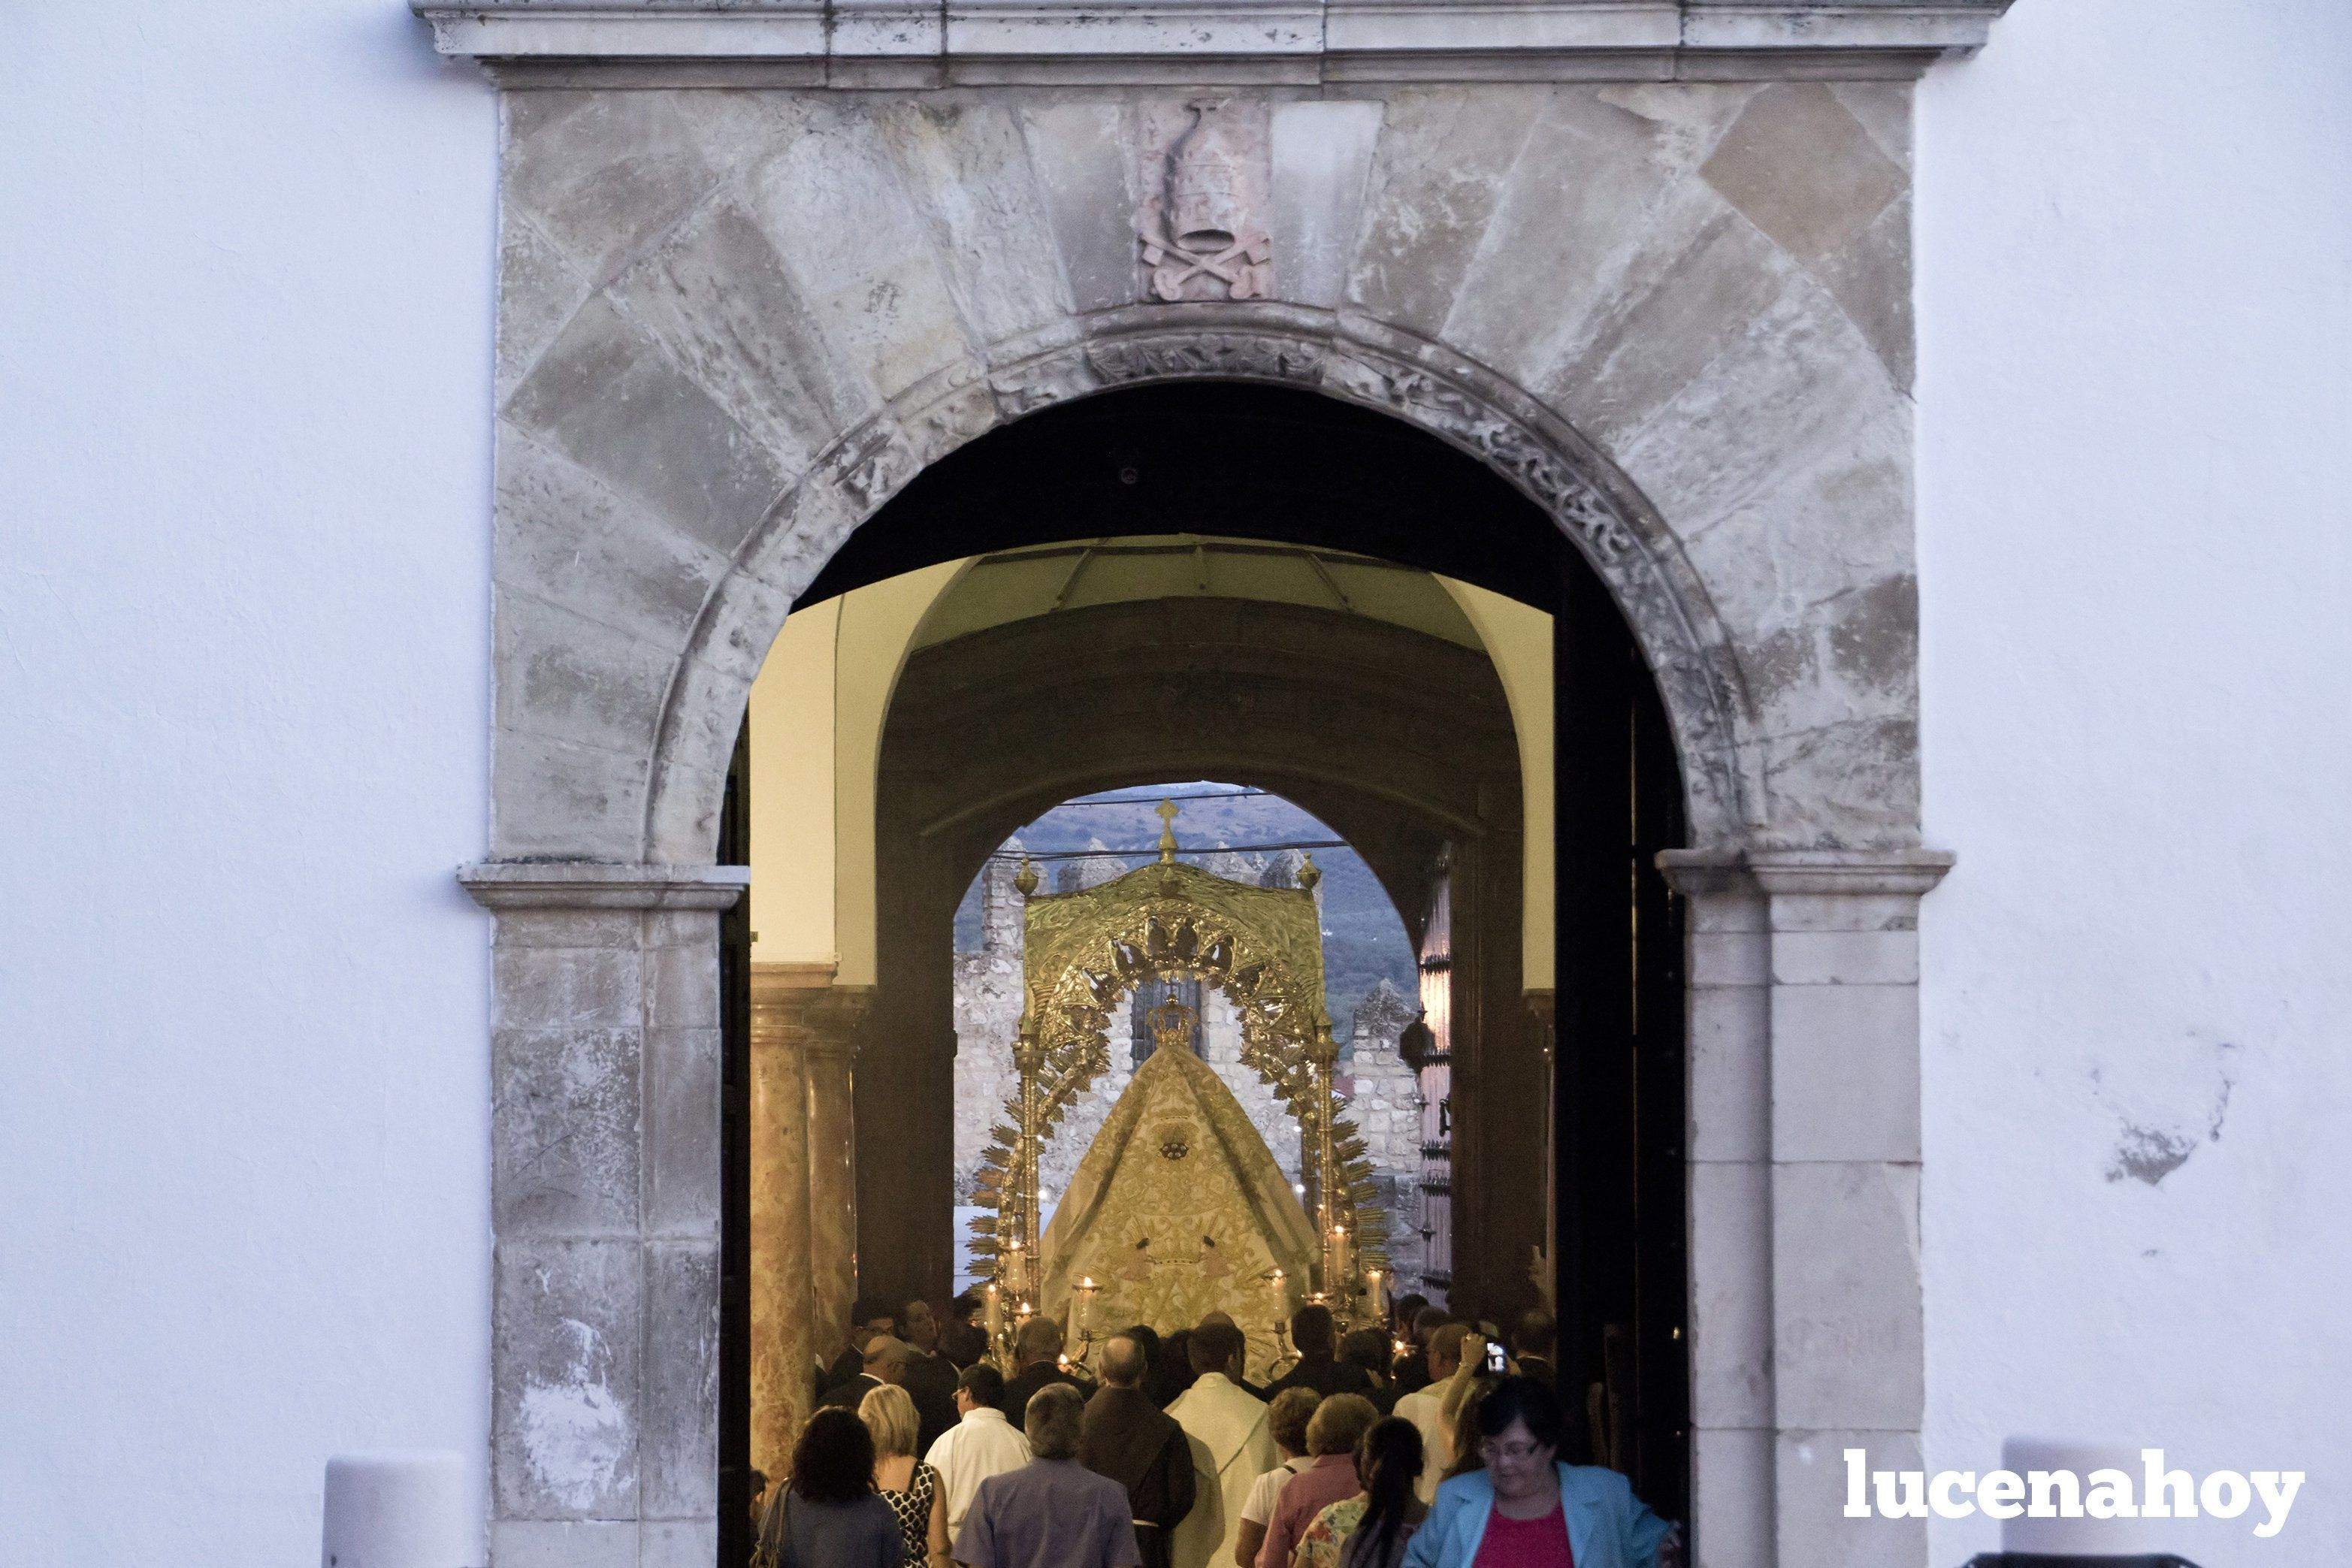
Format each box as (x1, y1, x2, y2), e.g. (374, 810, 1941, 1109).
(859, 1382, 948, 1566)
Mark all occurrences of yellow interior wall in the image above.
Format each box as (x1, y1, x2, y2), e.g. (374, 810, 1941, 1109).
(827, 561, 964, 985)
(1438, 581, 1556, 990)
(748, 598, 841, 968)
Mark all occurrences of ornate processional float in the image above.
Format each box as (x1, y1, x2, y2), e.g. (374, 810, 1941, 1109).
(969, 802, 1390, 1379)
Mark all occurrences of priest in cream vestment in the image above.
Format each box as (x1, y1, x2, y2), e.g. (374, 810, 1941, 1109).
(1165, 1320, 1275, 1568)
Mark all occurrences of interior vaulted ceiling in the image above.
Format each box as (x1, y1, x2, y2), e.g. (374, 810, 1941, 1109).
(908, 534, 1487, 654)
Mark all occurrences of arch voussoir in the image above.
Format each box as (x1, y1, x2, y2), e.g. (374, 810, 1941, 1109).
(633, 308, 1761, 864)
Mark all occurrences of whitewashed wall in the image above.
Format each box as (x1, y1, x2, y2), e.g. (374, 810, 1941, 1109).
(3, 1, 2347, 1564)
(1916, 2, 2352, 1562)
(0, 2, 497, 1563)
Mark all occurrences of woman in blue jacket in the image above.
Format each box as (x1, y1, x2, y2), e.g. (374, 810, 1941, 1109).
(1398, 1377, 1683, 1568)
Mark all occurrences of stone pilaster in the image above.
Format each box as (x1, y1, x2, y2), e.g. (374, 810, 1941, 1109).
(462, 861, 747, 1568)
(1661, 847, 1950, 1568)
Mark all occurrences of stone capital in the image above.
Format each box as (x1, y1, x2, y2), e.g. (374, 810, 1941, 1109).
(1658, 847, 1954, 900)
(459, 861, 749, 911)
(1745, 848, 1954, 899)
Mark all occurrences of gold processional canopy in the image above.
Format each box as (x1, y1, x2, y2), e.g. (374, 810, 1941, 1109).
(970, 801, 1389, 1370)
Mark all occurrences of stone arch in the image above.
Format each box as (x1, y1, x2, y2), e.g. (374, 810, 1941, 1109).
(633, 308, 1761, 867)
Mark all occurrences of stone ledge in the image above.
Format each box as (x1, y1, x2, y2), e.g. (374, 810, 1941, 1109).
(460, 860, 751, 910)
(413, 1, 2017, 84)
(1659, 846, 1955, 899)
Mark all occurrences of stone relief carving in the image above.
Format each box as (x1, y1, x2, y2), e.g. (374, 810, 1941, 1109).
(1138, 101, 1273, 303)
(1087, 331, 1323, 387)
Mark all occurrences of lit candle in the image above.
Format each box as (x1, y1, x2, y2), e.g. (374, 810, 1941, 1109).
(1365, 1266, 1385, 1318)
(1077, 1276, 1097, 1338)
(984, 1280, 1003, 1349)
(1332, 1224, 1351, 1289)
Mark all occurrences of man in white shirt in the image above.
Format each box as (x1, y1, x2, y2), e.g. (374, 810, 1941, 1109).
(1164, 1321, 1274, 1568)
(1390, 1321, 1474, 1504)
(925, 1363, 1035, 1540)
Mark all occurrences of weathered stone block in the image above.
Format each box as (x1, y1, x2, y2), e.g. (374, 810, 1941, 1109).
(1018, 101, 1140, 315)
(1812, 192, 1913, 391)
(1444, 89, 1729, 390)
(1690, 1426, 1773, 1568)
(1688, 1159, 1772, 1430)
(505, 92, 721, 286)
(497, 210, 595, 406)
(640, 1519, 720, 1568)
(1268, 101, 1383, 311)
(1347, 90, 1540, 336)
(643, 944, 719, 1030)
(497, 428, 728, 659)
(491, 1519, 639, 1568)
(494, 1026, 644, 1237)
(644, 1026, 722, 1238)
(644, 756, 727, 866)
(503, 295, 791, 561)
(494, 1239, 642, 1519)
(493, 944, 646, 1033)
(1689, 929, 1770, 988)
(879, 100, 1073, 346)
(1688, 981, 1770, 1164)
(1770, 929, 1918, 987)
(490, 730, 648, 863)
(1761, 715, 1921, 849)
(492, 908, 645, 952)
(1771, 1161, 1921, 1431)
(642, 1241, 721, 1520)
(608, 196, 867, 474)
(1540, 205, 1793, 451)
(742, 102, 977, 401)
(1770, 982, 1920, 1164)
(1616, 267, 1906, 542)
(494, 588, 679, 767)
(1701, 84, 1906, 267)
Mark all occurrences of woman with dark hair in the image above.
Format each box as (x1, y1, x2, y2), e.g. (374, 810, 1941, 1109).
(754, 1406, 904, 1568)
(1290, 1416, 1428, 1568)
(1399, 1377, 1682, 1568)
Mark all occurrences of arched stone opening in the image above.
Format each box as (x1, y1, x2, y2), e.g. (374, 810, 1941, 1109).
(471, 189, 1942, 1568)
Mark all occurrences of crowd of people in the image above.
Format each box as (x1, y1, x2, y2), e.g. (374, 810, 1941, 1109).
(751, 1292, 1683, 1568)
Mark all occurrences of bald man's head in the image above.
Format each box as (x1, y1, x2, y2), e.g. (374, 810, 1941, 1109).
(1099, 1334, 1147, 1388)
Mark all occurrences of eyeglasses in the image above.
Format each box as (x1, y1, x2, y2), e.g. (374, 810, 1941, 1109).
(1480, 1438, 1550, 1464)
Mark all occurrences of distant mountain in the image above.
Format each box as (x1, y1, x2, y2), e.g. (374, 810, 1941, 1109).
(953, 781, 1418, 1045)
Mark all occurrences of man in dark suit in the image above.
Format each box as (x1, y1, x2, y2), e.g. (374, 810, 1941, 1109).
(900, 1297, 963, 1455)
(821, 1331, 911, 1411)
(1262, 1304, 1377, 1402)
(999, 1316, 1093, 1421)
(1511, 1307, 1559, 1390)
(940, 1289, 990, 1370)
(823, 1301, 900, 1391)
